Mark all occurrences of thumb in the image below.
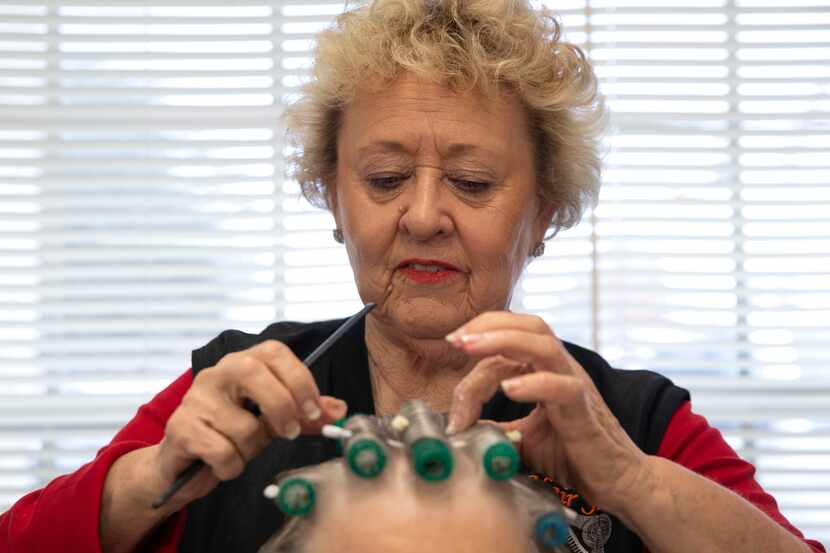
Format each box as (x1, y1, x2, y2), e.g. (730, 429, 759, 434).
(484, 412, 537, 435)
(486, 419, 522, 432)
(493, 407, 550, 441)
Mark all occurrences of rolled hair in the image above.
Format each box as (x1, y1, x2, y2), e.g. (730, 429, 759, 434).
(260, 462, 567, 553)
(259, 416, 570, 553)
(283, 0, 607, 232)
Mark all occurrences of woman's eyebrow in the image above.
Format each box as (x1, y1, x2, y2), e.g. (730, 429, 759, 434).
(356, 140, 502, 161)
(441, 142, 502, 160)
(357, 140, 414, 158)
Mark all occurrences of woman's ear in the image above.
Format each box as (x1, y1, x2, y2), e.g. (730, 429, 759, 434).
(324, 175, 340, 226)
(534, 199, 558, 241)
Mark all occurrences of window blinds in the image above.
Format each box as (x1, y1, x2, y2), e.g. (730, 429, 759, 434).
(0, 1, 827, 545)
(582, 1, 830, 540)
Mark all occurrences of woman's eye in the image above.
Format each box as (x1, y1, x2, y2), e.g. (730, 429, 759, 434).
(367, 176, 405, 190)
(451, 179, 490, 193)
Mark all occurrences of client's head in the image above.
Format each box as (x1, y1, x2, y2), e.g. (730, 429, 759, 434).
(259, 403, 570, 553)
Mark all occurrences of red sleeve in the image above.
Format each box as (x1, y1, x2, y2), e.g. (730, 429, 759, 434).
(655, 400, 825, 553)
(0, 370, 194, 553)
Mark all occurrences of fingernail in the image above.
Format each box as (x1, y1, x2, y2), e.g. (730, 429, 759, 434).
(332, 400, 348, 418)
(505, 430, 523, 443)
(302, 400, 321, 421)
(501, 377, 523, 393)
(283, 420, 301, 440)
(460, 333, 484, 345)
(445, 332, 461, 344)
(446, 414, 460, 435)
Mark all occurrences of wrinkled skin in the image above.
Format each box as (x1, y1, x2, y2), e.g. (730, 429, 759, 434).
(330, 75, 553, 342)
(445, 312, 649, 512)
(328, 75, 557, 414)
(329, 75, 647, 512)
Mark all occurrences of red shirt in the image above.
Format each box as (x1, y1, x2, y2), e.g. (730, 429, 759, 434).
(0, 370, 825, 553)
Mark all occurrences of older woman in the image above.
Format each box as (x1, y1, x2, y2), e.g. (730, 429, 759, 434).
(0, 1, 823, 553)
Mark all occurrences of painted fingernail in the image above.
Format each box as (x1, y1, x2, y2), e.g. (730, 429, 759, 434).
(302, 400, 321, 421)
(283, 420, 301, 440)
(501, 377, 523, 393)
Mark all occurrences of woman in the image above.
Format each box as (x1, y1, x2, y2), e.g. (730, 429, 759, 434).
(1, 1, 823, 553)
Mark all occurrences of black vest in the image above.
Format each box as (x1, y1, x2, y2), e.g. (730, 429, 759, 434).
(179, 318, 688, 553)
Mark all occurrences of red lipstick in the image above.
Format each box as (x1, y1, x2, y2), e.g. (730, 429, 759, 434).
(397, 258, 461, 284)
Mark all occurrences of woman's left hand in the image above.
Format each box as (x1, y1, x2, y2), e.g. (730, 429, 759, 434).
(445, 311, 653, 513)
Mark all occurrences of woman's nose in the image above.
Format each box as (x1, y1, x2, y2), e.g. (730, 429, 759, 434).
(397, 172, 454, 241)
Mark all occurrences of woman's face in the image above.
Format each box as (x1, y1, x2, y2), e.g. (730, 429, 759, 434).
(331, 75, 553, 339)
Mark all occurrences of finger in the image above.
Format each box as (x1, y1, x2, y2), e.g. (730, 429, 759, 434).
(447, 355, 531, 433)
(220, 356, 303, 439)
(448, 311, 552, 340)
(490, 419, 521, 432)
(249, 340, 323, 422)
(200, 401, 272, 463)
(319, 396, 348, 421)
(490, 406, 561, 474)
(169, 410, 247, 481)
(500, 372, 591, 424)
(292, 396, 349, 436)
(157, 435, 220, 506)
(175, 385, 271, 464)
(490, 408, 548, 439)
(478, 417, 530, 442)
(449, 329, 575, 375)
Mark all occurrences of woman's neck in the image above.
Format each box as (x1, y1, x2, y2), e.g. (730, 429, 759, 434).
(364, 315, 473, 416)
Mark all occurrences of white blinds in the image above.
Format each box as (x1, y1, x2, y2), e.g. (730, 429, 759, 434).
(0, 1, 288, 507)
(0, 1, 828, 545)
(583, 1, 830, 541)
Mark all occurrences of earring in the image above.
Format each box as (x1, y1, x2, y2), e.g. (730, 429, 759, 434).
(333, 228, 344, 244)
(531, 241, 545, 257)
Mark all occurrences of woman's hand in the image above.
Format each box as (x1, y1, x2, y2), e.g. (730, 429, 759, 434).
(100, 340, 348, 553)
(153, 340, 348, 510)
(445, 311, 652, 513)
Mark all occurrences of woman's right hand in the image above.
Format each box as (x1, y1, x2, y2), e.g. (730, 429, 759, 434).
(152, 339, 348, 509)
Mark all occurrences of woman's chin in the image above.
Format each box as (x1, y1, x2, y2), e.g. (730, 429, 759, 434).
(381, 300, 468, 340)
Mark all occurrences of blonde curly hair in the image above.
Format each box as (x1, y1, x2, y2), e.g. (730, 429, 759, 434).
(283, 0, 606, 231)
